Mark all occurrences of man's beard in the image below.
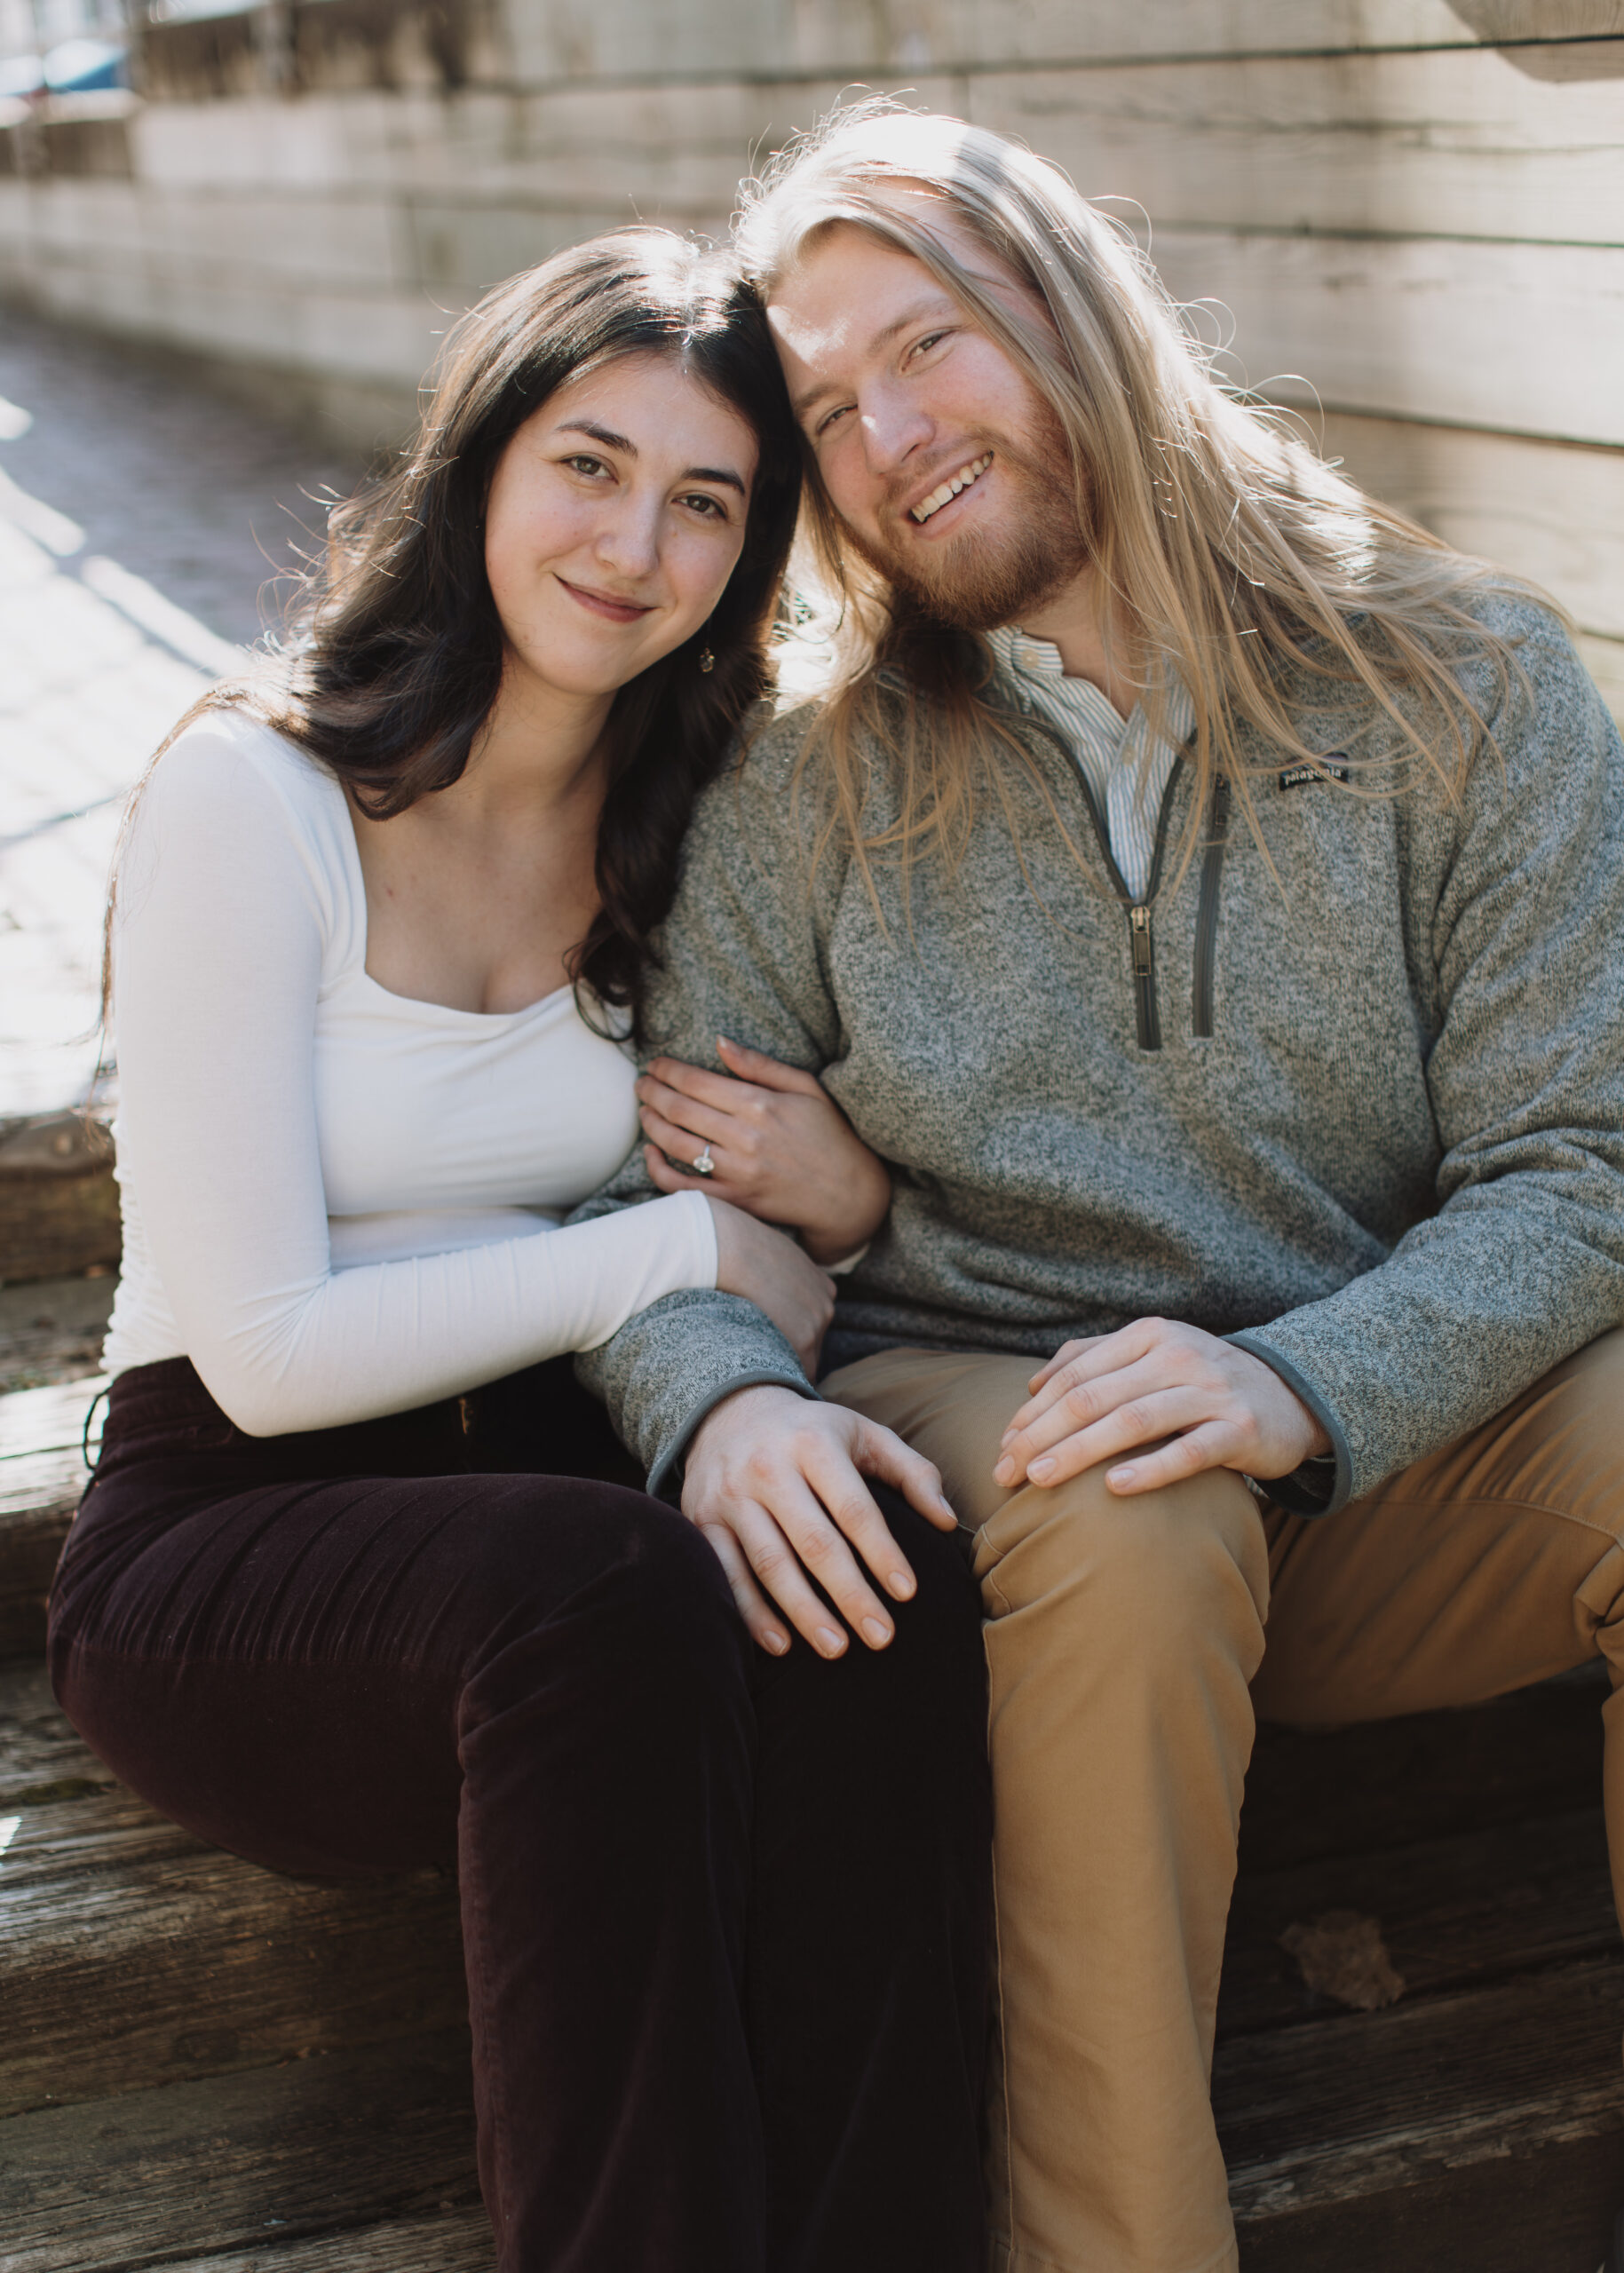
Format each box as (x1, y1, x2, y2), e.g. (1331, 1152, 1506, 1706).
(844, 411, 1090, 634)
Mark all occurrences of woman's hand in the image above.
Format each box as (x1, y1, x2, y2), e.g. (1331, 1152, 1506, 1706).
(639, 1036, 891, 1266)
(708, 1197, 836, 1378)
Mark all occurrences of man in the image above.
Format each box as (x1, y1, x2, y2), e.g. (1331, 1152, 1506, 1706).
(577, 106, 1624, 2273)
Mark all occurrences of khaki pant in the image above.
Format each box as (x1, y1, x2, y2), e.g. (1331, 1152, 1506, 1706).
(822, 1330, 1624, 2273)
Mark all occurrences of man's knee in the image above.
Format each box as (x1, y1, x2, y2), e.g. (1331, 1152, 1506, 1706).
(1535, 1328, 1624, 1518)
(974, 1461, 1269, 1671)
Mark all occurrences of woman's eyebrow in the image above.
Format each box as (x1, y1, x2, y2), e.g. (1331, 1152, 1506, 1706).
(554, 420, 746, 495)
(683, 464, 748, 495)
(556, 418, 635, 453)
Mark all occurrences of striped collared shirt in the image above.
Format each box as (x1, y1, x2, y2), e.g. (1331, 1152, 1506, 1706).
(987, 625, 1196, 900)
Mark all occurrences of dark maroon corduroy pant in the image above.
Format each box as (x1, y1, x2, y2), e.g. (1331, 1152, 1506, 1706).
(48, 1355, 992, 2273)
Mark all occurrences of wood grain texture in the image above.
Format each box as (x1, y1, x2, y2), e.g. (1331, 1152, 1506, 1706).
(505, 0, 1483, 85)
(1219, 1960, 1624, 2267)
(1147, 228, 1624, 446)
(0, 1504, 72, 1659)
(899, 0, 1492, 71)
(1, 2030, 481, 2273)
(1219, 1955, 1624, 2179)
(1220, 1804, 1614, 2036)
(0, 1374, 102, 1658)
(1452, 1, 1624, 44)
(970, 44, 1624, 246)
(1233, 2129, 1624, 2271)
(144, 2210, 495, 2271)
(0, 1787, 467, 2117)
(1317, 410, 1624, 639)
(0, 1270, 117, 1397)
(0, 1371, 107, 1466)
(1240, 1669, 1607, 1873)
(498, 0, 1624, 85)
(0, 1167, 120, 1287)
(120, 49, 1624, 242)
(0, 1656, 111, 1806)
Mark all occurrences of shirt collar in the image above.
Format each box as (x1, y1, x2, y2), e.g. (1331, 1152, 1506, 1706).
(986, 624, 1197, 749)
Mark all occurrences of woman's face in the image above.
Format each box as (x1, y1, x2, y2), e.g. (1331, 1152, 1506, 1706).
(484, 350, 759, 704)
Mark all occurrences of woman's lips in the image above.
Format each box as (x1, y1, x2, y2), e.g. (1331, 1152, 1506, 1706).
(557, 576, 656, 623)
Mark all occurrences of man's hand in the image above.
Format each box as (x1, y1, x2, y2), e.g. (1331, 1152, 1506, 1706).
(993, 1319, 1330, 1496)
(683, 1385, 957, 1659)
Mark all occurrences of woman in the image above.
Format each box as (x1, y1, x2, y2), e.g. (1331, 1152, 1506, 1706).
(47, 234, 991, 2273)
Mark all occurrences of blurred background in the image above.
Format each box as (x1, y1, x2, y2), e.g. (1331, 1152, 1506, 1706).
(0, 0, 1620, 1345)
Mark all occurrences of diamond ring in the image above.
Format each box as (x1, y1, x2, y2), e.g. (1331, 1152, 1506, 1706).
(691, 1144, 716, 1177)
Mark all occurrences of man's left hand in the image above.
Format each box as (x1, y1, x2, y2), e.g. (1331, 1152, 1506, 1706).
(993, 1318, 1330, 1496)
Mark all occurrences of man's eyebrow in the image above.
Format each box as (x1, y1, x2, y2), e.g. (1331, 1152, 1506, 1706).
(554, 421, 746, 495)
(789, 293, 960, 422)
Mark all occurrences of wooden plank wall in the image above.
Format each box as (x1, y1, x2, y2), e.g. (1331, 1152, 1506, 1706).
(497, 0, 1624, 711)
(956, 18, 1624, 710)
(0, 0, 1620, 708)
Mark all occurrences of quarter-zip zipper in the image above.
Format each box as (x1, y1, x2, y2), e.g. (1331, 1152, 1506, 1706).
(1192, 772, 1230, 1039)
(995, 705, 1186, 1052)
(1107, 759, 1183, 1054)
(1128, 904, 1159, 1050)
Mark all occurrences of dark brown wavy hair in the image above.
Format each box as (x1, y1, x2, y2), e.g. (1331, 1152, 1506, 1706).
(105, 228, 802, 1031)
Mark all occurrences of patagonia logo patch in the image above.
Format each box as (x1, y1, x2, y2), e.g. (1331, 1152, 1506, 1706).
(1279, 756, 1351, 791)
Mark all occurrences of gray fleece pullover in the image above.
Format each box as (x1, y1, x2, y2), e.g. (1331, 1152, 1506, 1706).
(575, 597, 1624, 1517)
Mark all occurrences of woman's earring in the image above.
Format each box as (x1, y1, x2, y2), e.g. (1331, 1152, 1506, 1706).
(698, 645, 716, 674)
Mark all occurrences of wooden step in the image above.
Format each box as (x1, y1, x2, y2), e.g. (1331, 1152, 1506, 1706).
(139, 2223, 495, 2273)
(3, 2030, 487, 2273)
(1220, 1802, 1616, 2039)
(1219, 1671, 1623, 2268)
(2, 1370, 1620, 2269)
(0, 1270, 116, 1396)
(0, 1372, 103, 1656)
(1219, 1959, 1624, 2271)
(0, 1111, 121, 1287)
(1239, 1667, 1608, 1871)
(139, 2219, 496, 2272)
(0, 1652, 115, 1806)
(4, 1643, 1619, 2266)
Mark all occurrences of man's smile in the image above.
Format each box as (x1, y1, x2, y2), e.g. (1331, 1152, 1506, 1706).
(909, 452, 994, 524)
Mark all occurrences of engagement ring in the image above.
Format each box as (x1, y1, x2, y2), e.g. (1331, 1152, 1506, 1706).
(692, 1144, 716, 1177)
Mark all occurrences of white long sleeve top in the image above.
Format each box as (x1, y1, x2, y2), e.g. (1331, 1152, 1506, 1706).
(102, 709, 717, 1435)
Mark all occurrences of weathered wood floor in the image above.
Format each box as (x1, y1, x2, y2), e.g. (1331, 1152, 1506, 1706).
(2, 1370, 1620, 2270)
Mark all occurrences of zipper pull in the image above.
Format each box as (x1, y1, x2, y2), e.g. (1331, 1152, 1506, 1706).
(1129, 903, 1154, 978)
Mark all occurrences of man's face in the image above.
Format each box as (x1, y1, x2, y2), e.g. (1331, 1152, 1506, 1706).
(765, 207, 1088, 629)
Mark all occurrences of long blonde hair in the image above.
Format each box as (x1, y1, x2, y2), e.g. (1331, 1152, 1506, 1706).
(735, 101, 1545, 887)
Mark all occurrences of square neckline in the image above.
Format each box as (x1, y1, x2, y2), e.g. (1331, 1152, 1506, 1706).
(327, 761, 582, 1028)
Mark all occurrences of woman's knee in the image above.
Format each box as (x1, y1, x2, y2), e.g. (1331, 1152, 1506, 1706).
(875, 1489, 986, 1667)
(796, 1488, 988, 1746)
(456, 1478, 747, 1720)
